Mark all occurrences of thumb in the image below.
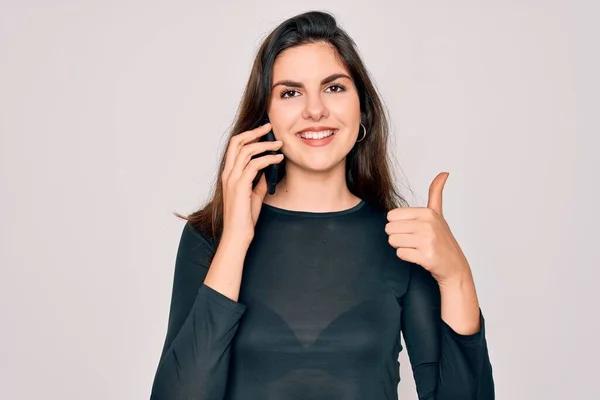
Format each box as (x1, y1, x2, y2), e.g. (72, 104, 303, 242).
(427, 172, 449, 216)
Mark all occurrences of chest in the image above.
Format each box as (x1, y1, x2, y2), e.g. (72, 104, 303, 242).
(232, 231, 404, 368)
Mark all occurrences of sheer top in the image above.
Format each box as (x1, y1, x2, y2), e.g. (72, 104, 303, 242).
(150, 199, 494, 399)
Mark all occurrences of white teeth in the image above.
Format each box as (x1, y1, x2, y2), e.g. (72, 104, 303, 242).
(299, 130, 335, 140)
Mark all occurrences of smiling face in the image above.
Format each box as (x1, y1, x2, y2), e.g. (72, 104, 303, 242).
(267, 42, 362, 173)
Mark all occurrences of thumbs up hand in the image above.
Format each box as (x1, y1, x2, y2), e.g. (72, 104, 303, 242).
(385, 172, 471, 286)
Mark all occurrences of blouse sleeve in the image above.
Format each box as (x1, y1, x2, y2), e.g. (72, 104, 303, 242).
(399, 262, 495, 400)
(150, 222, 247, 400)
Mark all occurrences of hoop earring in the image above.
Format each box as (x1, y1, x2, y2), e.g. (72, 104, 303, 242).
(356, 124, 367, 143)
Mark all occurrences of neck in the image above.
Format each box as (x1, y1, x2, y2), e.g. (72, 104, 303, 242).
(262, 160, 361, 213)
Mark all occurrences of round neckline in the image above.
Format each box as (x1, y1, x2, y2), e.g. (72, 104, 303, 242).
(261, 199, 366, 218)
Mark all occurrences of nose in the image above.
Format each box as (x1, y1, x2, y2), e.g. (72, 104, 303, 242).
(302, 92, 329, 121)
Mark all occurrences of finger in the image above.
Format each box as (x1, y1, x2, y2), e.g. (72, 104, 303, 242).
(240, 153, 285, 185)
(388, 233, 421, 249)
(384, 220, 421, 235)
(427, 172, 449, 216)
(395, 247, 422, 265)
(387, 207, 433, 222)
(223, 123, 273, 181)
(229, 140, 283, 183)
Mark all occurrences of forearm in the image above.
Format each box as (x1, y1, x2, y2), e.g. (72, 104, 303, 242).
(403, 261, 493, 399)
(436, 270, 494, 399)
(438, 268, 481, 335)
(150, 225, 249, 399)
(151, 283, 247, 399)
(203, 232, 250, 302)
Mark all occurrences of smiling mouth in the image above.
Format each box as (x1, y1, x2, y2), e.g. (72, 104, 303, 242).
(296, 129, 337, 140)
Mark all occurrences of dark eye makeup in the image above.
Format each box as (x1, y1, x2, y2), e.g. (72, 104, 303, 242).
(279, 83, 347, 99)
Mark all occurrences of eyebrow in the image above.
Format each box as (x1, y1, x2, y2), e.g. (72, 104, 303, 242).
(272, 73, 352, 89)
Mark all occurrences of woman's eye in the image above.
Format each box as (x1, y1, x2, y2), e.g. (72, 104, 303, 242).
(281, 89, 299, 99)
(326, 84, 346, 93)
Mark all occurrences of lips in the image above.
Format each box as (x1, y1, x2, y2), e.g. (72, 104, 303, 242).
(297, 129, 336, 140)
(296, 130, 336, 147)
(297, 126, 337, 134)
(297, 126, 337, 138)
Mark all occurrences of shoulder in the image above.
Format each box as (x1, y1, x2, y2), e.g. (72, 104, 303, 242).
(176, 221, 217, 267)
(180, 221, 214, 245)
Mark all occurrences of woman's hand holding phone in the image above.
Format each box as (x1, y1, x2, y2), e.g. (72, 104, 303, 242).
(221, 122, 284, 245)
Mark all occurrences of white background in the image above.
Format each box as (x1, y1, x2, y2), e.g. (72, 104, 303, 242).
(1, 1, 598, 399)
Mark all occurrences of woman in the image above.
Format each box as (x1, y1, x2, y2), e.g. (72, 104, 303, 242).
(150, 10, 494, 400)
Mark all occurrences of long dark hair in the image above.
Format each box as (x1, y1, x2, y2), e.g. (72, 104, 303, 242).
(177, 10, 410, 242)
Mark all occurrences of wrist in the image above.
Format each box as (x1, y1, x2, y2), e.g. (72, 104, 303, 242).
(221, 230, 254, 248)
(438, 272, 481, 335)
(437, 264, 473, 289)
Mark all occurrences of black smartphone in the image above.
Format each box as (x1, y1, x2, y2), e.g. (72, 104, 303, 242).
(251, 117, 282, 195)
